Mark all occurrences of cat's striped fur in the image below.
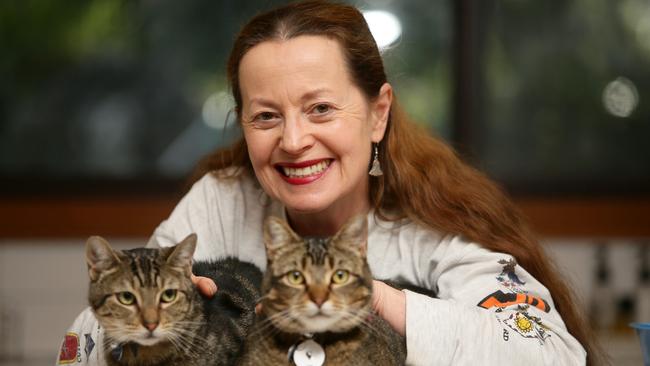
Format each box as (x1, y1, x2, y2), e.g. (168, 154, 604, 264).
(238, 215, 407, 365)
(85, 234, 261, 366)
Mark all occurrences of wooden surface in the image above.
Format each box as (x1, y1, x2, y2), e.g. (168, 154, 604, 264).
(0, 196, 649, 238)
(0, 196, 176, 238)
(516, 197, 650, 238)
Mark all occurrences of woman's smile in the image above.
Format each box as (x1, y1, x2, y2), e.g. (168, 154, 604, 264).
(238, 35, 391, 235)
(275, 159, 332, 185)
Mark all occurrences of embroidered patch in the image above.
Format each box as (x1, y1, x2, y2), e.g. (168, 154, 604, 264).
(58, 332, 80, 364)
(496, 258, 527, 292)
(501, 306, 551, 344)
(478, 290, 550, 313)
(84, 333, 95, 358)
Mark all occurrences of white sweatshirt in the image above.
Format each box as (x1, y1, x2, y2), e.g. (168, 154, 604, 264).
(57, 172, 586, 365)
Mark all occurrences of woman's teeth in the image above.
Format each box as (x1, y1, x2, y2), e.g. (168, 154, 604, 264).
(282, 160, 330, 178)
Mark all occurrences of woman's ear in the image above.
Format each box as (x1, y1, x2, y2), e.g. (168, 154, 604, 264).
(370, 82, 393, 143)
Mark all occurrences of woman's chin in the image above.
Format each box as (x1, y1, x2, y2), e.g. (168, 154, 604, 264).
(284, 199, 331, 214)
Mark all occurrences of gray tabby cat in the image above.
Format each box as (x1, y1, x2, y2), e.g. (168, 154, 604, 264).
(85, 234, 262, 366)
(239, 215, 407, 366)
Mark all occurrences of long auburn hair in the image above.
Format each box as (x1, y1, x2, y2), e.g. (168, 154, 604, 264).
(193, 1, 605, 364)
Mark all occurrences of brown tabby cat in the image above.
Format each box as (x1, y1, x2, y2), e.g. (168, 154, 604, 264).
(239, 215, 407, 366)
(85, 234, 262, 366)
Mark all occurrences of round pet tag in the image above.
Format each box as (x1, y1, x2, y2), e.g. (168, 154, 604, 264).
(291, 339, 326, 366)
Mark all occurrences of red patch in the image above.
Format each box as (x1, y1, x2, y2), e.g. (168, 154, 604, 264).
(58, 333, 79, 364)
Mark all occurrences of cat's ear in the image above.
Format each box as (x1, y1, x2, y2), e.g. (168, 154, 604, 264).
(86, 236, 122, 281)
(263, 216, 299, 258)
(166, 233, 197, 273)
(332, 215, 368, 257)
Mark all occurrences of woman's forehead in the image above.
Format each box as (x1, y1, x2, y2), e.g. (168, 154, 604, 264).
(238, 35, 354, 103)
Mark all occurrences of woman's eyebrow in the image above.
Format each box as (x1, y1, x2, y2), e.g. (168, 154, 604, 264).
(249, 97, 280, 110)
(248, 88, 335, 109)
(300, 88, 334, 102)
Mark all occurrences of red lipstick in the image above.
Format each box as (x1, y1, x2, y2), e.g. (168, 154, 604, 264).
(275, 159, 332, 185)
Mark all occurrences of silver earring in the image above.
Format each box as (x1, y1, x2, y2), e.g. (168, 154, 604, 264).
(369, 144, 383, 177)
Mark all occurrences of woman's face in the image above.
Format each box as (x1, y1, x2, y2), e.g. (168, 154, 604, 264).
(239, 35, 391, 222)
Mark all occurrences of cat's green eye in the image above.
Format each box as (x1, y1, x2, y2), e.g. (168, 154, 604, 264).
(286, 271, 305, 285)
(160, 289, 177, 303)
(117, 291, 136, 305)
(331, 270, 350, 284)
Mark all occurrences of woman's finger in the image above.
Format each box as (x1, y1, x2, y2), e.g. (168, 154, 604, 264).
(191, 274, 218, 298)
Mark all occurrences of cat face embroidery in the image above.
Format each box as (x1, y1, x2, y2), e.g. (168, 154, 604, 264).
(260, 215, 373, 334)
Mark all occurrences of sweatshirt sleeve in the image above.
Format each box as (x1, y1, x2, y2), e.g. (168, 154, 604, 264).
(146, 173, 230, 259)
(145, 172, 270, 267)
(55, 307, 106, 365)
(403, 236, 586, 365)
(145, 172, 268, 264)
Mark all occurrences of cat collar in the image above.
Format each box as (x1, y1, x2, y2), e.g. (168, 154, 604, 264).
(288, 333, 326, 366)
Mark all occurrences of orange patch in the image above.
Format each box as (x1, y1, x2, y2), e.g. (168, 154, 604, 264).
(478, 290, 550, 313)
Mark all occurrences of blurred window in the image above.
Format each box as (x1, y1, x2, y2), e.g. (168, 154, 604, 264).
(472, 0, 650, 194)
(2, 0, 647, 197)
(0, 0, 452, 194)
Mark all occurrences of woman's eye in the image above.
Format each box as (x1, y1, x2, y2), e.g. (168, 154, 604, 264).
(160, 289, 177, 303)
(286, 271, 305, 285)
(331, 270, 350, 284)
(117, 291, 136, 305)
(255, 112, 277, 121)
(313, 103, 330, 114)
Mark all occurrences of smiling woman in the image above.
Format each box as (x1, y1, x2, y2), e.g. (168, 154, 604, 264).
(60, 1, 604, 365)
(239, 36, 391, 235)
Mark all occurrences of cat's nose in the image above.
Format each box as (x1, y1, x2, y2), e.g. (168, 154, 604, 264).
(308, 287, 329, 308)
(310, 294, 327, 308)
(144, 322, 159, 332)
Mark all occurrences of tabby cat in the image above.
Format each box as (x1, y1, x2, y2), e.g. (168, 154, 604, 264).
(238, 215, 407, 366)
(85, 234, 262, 366)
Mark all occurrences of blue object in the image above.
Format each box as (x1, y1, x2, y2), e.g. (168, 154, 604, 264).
(631, 323, 650, 366)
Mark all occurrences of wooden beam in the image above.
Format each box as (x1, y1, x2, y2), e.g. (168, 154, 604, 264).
(515, 197, 650, 238)
(0, 197, 176, 238)
(0, 196, 648, 239)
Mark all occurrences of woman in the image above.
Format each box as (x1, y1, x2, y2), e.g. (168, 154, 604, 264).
(62, 1, 603, 364)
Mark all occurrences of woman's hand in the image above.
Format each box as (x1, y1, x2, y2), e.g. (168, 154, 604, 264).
(372, 280, 406, 336)
(191, 274, 218, 298)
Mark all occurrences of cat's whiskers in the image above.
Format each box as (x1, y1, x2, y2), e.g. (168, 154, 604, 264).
(165, 333, 185, 354)
(102, 324, 141, 344)
(345, 309, 389, 341)
(166, 332, 195, 357)
(332, 307, 374, 332)
(278, 302, 319, 331)
(166, 320, 206, 330)
(169, 334, 198, 356)
(250, 309, 295, 337)
(253, 311, 290, 334)
(165, 327, 204, 357)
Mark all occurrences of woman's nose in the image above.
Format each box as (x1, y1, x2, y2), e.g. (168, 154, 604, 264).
(279, 114, 314, 155)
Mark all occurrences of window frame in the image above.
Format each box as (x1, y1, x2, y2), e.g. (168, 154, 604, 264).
(1, 0, 648, 239)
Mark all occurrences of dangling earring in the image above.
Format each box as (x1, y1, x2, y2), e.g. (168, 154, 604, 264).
(369, 143, 383, 177)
